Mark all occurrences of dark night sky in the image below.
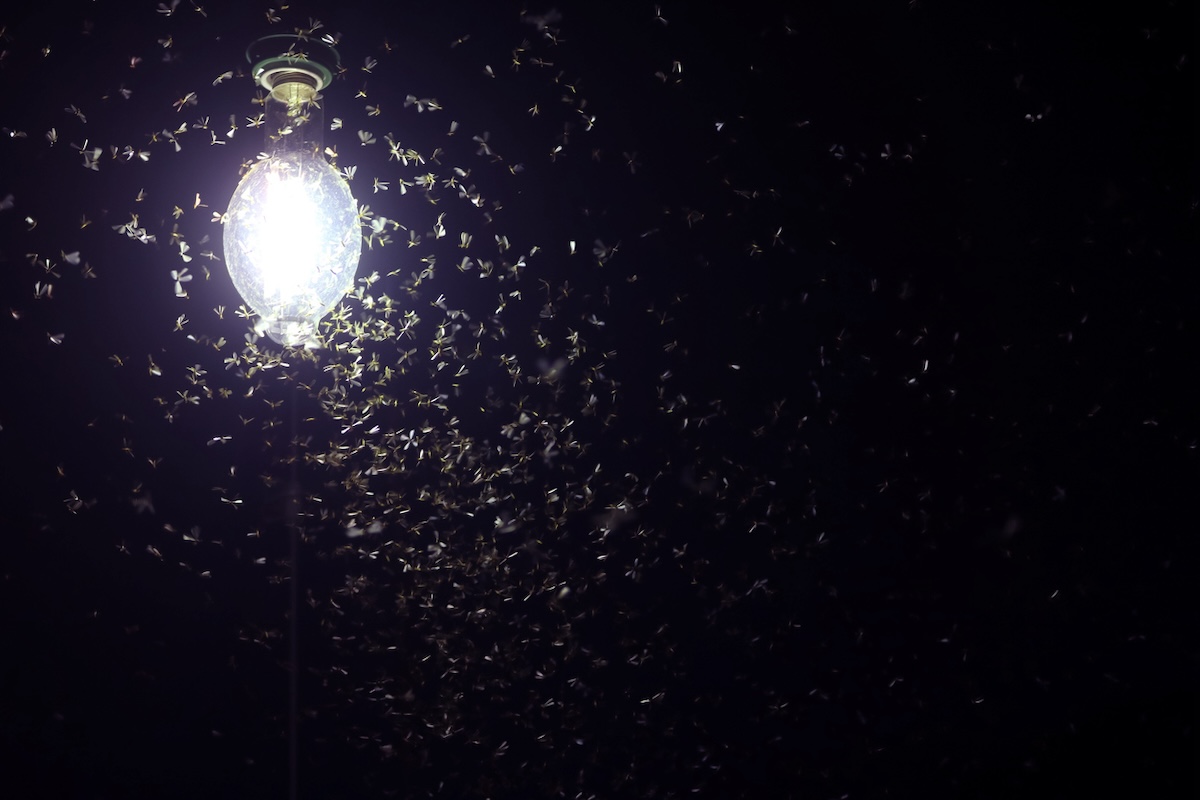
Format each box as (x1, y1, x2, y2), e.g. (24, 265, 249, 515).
(0, 1, 1195, 798)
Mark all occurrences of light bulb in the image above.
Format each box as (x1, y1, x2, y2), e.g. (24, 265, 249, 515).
(224, 150, 360, 346)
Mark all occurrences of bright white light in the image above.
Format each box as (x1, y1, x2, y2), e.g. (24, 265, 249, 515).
(223, 150, 360, 346)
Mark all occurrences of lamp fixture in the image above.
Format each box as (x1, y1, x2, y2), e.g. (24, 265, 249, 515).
(222, 35, 361, 347)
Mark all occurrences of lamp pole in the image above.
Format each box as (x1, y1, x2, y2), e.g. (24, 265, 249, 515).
(220, 35, 363, 798)
(287, 384, 300, 800)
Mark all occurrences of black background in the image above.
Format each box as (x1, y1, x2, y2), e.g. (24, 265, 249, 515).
(0, 1, 1194, 798)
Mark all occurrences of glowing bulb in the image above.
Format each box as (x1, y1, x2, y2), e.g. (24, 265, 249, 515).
(223, 150, 360, 346)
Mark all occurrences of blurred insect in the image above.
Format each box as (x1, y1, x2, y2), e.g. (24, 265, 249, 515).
(64, 104, 86, 123)
(593, 239, 619, 264)
(31, 254, 58, 276)
(385, 134, 403, 162)
(48, 332, 65, 345)
(473, 131, 493, 157)
(174, 92, 198, 112)
(358, 130, 376, 146)
(81, 147, 102, 171)
(157, 0, 181, 15)
(45, 128, 57, 146)
(171, 268, 193, 297)
(404, 96, 442, 113)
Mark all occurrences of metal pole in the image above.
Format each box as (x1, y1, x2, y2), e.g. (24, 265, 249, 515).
(288, 383, 300, 800)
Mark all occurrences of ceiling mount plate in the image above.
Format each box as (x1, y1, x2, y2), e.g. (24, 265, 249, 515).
(246, 34, 339, 93)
